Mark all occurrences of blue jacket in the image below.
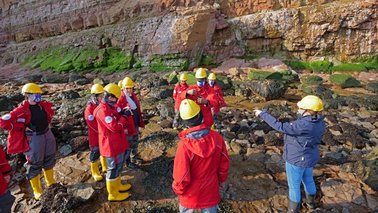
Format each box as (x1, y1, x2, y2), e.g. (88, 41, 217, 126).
(259, 111, 325, 168)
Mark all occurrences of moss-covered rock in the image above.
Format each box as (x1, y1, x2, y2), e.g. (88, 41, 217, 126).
(330, 74, 361, 88)
(186, 73, 196, 85)
(248, 71, 283, 80)
(284, 60, 307, 70)
(308, 60, 333, 73)
(167, 71, 178, 85)
(332, 63, 367, 72)
(149, 54, 189, 72)
(285, 60, 332, 73)
(23, 46, 134, 73)
(301, 75, 324, 86)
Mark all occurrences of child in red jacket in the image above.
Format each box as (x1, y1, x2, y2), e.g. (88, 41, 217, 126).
(172, 99, 230, 212)
(208, 73, 226, 130)
(0, 146, 15, 212)
(172, 73, 189, 129)
(0, 83, 56, 200)
(84, 84, 107, 182)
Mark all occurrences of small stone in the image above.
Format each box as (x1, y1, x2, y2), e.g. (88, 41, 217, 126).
(68, 184, 95, 201)
(329, 129, 342, 136)
(360, 122, 375, 130)
(230, 141, 242, 154)
(369, 129, 378, 139)
(59, 144, 73, 156)
(254, 130, 265, 137)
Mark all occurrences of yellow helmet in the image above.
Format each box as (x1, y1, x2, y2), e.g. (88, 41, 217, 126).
(179, 73, 188, 81)
(22, 83, 42, 94)
(104, 83, 121, 99)
(195, 68, 208, 79)
(117, 80, 123, 88)
(122, 77, 134, 89)
(297, 95, 324, 112)
(90, 84, 104, 94)
(180, 99, 201, 120)
(208, 73, 216, 80)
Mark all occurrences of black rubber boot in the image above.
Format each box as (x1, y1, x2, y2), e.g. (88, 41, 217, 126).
(305, 194, 316, 209)
(287, 199, 300, 213)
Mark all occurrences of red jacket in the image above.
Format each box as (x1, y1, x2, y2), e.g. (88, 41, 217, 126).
(211, 84, 226, 113)
(0, 147, 11, 196)
(0, 101, 54, 154)
(84, 102, 100, 148)
(94, 101, 129, 158)
(173, 83, 189, 110)
(180, 84, 215, 127)
(172, 124, 230, 209)
(117, 91, 145, 130)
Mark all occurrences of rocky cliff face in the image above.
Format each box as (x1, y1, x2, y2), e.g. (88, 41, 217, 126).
(0, 0, 377, 67)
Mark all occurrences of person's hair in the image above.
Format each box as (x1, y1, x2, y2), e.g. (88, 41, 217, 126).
(182, 111, 203, 128)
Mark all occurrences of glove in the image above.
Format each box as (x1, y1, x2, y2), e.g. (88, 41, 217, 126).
(122, 109, 132, 116)
(253, 109, 262, 117)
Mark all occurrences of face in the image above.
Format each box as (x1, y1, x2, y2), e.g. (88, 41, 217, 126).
(108, 95, 117, 102)
(180, 80, 186, 85)
(26, 93, 42, 104)
(96, 93, 104, 102)
(196, 78, 206, 87)
(125, 88, 133, 95)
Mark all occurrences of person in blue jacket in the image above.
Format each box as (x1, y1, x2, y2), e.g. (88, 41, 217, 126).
(254, 95, 325, 213)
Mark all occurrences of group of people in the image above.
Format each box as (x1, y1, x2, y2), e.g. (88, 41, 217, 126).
(0, 67, 326, 213)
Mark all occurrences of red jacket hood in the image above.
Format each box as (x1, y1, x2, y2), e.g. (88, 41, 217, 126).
(178, 124, 215, 158)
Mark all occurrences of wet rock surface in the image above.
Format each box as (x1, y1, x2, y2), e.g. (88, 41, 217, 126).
(0, 66, 377, 213)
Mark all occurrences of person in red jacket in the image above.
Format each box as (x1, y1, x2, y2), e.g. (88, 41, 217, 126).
(94, 83, 132, 201)
(0, 83, 56, 200)
(117, 77, 145, 168)
(84, 84, 108, 182)
(172, 73, 189, 129)
(208, 73, 226, 130)
(180, 68, 215, 128)
(172, 99, 230, 212)
(0, 146, 15, 212)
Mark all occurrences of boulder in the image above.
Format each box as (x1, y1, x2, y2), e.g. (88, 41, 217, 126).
(156, 100, 175, 120)
(57, 90, 81, 100)
(366, 81, 378, 93)
(330, 74, 361, 88)
(253, 58, 289, 72)
(149, 86, 173, 100)
(212, 58, 252, 75)
(41, 74, 69, 83)
(244, 80, 287, 100)
(167, 71, 178, 85)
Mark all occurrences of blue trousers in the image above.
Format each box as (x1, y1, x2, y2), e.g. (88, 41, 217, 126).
(24, 129, 56, 180)
(285, 162, 316, 203)
(89, 146, 100, 162)
(179, 204, 218, 213)
(105, 151, 127, 180)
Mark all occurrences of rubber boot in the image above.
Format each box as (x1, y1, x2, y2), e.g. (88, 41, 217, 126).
(106, 179, 130, 201)
(43, 168, 56, 187)
(117, 177, 131, 192)
(100, 156, 107, 173)
(287, 199, 300, 213)
(29, 174, 42, 200)
(305, 194, 316, 209)
(90, 161, 103, 182)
